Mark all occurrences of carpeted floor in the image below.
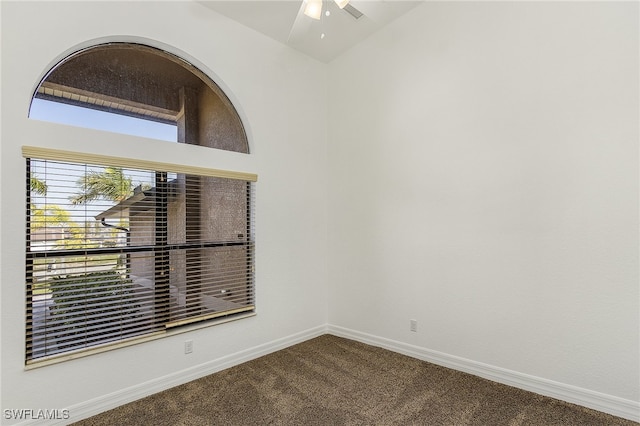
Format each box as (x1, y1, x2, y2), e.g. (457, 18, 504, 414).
(74, 335, 638, 425)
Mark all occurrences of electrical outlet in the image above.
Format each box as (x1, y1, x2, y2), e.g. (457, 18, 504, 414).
(410, 319, 418, 332)
(184, 340, 193, 354)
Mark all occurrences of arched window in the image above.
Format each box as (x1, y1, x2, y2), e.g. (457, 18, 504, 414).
(30, 43, 249, 153)
(24, 43, 255, 364)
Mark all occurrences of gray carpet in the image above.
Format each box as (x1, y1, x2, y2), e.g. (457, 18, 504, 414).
(74, 335, 638, 425)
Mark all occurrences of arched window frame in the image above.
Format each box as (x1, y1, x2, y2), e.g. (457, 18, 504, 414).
(30, 41, 250, 153)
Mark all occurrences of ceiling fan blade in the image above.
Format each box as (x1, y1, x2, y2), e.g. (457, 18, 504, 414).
(343, 3, 364, 19)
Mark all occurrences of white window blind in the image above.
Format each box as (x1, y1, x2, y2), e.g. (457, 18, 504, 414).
(25, 148, 255, 362)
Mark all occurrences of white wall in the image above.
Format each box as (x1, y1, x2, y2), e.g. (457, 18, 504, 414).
(0, 1, 328, 422)
(1, 0, 638, 423)
(328, 0, 638, 406)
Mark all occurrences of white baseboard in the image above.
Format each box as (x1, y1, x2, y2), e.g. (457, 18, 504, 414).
(33, 325, 327, 426)
(16, 324, 638, 424)
(327, 325, 640, 423)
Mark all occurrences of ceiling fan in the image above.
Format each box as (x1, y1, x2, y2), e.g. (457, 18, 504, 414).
(303, 0, 363, 20)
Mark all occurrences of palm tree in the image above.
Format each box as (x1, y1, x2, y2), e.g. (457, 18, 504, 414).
(29, 173, 66, 234)
(30, 205, 78, 234)
(70, 167, 133, 205)
(30, 173, 48, 196)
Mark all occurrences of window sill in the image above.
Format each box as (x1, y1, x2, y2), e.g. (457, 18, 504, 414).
(24, 311, 256, 370)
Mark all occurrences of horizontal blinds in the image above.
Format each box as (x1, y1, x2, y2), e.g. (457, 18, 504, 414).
(26, 155, 255, 362)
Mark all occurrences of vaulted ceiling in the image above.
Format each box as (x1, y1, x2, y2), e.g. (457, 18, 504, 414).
(199, 1, 422, 63)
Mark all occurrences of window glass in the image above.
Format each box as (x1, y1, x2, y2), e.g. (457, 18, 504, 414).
(29, 43, 249, 153)
(30, 98, 177, 142)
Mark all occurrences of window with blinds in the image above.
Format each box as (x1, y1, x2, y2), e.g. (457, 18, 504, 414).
(25, 42, 254, 364)
(25, 149, 255, 362)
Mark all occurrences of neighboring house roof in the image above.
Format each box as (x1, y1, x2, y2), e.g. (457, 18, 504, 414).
(95, 186, 155, 221)
(94, 179, 178, 221)
(95, 180, 180, 221)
